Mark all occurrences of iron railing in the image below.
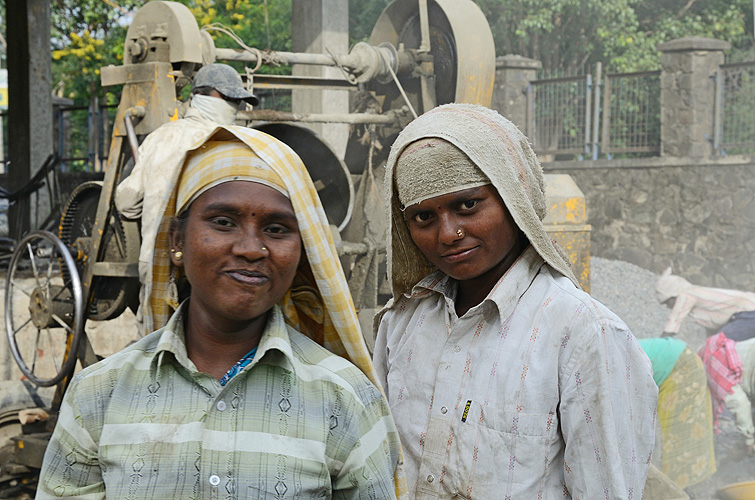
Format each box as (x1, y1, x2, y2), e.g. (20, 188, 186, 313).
(528, 74, 592, 157)
(528, 66, 661, 159)
(601, 70, 661, 156)
(714, 61, 755, 155)
(55, 103, 118, 172)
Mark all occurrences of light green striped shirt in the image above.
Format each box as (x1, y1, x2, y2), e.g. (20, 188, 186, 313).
(37, 303, 400, 499)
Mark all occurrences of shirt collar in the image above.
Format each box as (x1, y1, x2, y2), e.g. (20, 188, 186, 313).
(406, 245, 545, 317)
(153, 301, 297, 374)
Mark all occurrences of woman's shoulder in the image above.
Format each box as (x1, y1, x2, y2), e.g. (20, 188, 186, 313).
(285, 326, 384, 403)
(70, 329, 164, 385)
(538, 265, 627, 325)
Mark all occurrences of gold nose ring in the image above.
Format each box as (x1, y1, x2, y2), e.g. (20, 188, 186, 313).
(456, 229, 463, 237)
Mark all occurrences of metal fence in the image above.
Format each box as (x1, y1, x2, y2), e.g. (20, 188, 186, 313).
(56, 103, 118, 172)
(528, 74, 593, 157)
(527, 66, 661, 159)
(601, 71, 661, 156)
(714, 61, 755, 155)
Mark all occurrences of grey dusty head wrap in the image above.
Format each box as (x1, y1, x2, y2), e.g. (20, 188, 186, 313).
(384, 103, 580, 297)
(395, 138, 490, 208)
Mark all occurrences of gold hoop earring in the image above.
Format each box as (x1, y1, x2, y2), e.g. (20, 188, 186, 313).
(456, 229, 463, 238)
(174, 251, 183, 262)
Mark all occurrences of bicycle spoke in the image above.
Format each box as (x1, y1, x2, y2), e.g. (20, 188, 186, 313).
(8, 277, 33, 298)
(51, 314, 74, 335)
(50, 285, 70, 302)
(26, 242, 43, 290)
(11, 317, 32, 336)
(43, 255, 55, 291)
(45, 328, 61, 372)
(30, 329, 41, 374)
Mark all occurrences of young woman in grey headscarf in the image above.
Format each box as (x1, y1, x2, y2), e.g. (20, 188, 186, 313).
(373, 103, 657, 499)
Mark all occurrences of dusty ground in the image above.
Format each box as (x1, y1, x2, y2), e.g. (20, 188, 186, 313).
(685, 414, 755, 499)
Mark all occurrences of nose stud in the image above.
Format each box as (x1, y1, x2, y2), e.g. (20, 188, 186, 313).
(261, 247, 267, 252)
(456, 229, 463, 238)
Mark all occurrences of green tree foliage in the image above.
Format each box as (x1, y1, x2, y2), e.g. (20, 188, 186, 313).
(475, 0, 753, 73)
(50, 0, 755, 99)
(51, 0, 144, 103)
(348, 0, 390, 46)
(51, 0, 295, 104)
(185, 0, 292, 69)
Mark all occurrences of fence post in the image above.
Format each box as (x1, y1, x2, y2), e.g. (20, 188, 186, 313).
(526, 84, 535, 146)
(492, 55, 542, 132)
(584, 74, 592, 157)
(658, 36, 729, 158)
(592, 62, 602, 160)
(712, 70, 723, 155)
(601, 72, 611, 157)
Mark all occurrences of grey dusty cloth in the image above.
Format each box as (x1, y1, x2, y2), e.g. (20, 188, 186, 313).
(384, 103, 579, 297)
(394, 138, 489, 209)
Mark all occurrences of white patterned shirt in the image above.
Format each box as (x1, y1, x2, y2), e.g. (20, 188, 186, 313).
(374, 247, 657, 500)
(37, 303, 401, 499)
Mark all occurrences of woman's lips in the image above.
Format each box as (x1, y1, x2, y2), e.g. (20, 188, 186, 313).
(226, 270, 269, 286)
(442, 246, 477, 262)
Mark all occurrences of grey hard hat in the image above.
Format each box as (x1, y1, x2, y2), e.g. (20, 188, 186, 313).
(193, 63, 259, 106)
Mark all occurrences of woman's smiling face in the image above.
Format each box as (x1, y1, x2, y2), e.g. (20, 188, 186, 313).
(171, 181, 301, 330)
(404, 184, 523, 288)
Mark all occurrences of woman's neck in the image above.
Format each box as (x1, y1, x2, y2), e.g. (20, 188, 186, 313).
(183, 306, 268, 380)
(455, 238, 528, 317)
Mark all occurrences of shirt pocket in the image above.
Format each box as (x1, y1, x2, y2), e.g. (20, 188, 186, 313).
(449, 401, 558, 498)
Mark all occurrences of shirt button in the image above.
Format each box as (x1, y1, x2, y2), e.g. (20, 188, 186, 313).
(440, 406, 448, 414)
(209, 474, 221, 486)
(426, 474, 435, 483)
(453, 345, 461, 352)
(217, 400, 226, 411)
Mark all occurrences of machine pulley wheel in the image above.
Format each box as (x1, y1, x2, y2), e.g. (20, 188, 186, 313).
(367, 0, 495, 114)
(344, 0, 495, 174)
(4, 231, 85, 387)
(59, 182, 140, 321)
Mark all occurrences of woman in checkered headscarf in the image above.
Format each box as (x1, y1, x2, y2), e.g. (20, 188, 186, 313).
(37, 126, 407, 500)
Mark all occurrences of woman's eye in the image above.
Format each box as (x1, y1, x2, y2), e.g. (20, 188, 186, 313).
(460, 200, 478, 210)
(413, 212, 432, 223)
(265, 224, 289, 235)
(211, 217, 234, 227)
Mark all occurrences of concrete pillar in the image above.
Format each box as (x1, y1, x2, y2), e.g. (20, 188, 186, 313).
(6, 0, 53, 239)
(291, 0, 349, 157)
(491, 54, 541, 132)
(658, 36, 729, 159)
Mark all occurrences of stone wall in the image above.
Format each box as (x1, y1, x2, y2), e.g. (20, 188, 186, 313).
(544, 155, 755, 290)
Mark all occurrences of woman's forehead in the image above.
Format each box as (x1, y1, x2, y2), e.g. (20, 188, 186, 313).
(194, 180, 294, 213)
(405, 185, 499, 210)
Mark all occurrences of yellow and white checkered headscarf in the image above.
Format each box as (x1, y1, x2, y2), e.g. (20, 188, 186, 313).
(177, 141, 288, 215)
(145, 126, 376, 384)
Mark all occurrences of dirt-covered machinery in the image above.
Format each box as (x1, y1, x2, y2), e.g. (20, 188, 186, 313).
(0, 0, 495, 494)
